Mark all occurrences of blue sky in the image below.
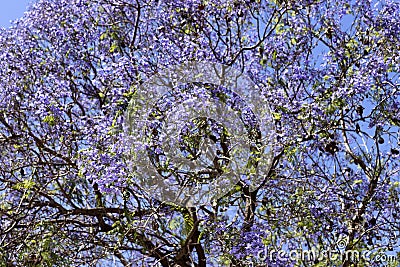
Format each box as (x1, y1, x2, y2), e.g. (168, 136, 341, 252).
(0, 0, 33, 28)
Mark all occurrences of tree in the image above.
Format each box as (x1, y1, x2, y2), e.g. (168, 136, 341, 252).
(0, 0, 399, 266)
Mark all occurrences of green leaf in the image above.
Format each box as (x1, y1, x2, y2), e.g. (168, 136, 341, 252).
(272, 50, 277, 60)
(272, 112, 281, 120)
(169, 218, 181, 230)
(43, 115, 56, 126)
(109, 42, 119, 53)
(100, 32, 108, 40)
(13, 179, 35, 190)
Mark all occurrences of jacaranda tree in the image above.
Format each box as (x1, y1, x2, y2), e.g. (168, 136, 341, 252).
(0, 0, 399, 266)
